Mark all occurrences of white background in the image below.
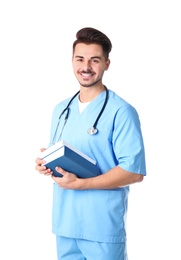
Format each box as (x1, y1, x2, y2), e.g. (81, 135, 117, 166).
(0, 0, 180, 259)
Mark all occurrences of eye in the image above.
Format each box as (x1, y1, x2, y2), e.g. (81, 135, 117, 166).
(76, 58, 83, 62)
(92, 59, 99, 63)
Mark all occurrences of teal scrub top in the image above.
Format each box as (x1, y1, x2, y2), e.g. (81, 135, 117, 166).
(49, 89, 146, 243)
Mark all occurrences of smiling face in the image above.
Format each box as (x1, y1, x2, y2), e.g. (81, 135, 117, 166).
(72, 43, 110, 88)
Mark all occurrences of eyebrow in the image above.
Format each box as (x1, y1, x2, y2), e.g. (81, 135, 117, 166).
(74, 55, 102, 60)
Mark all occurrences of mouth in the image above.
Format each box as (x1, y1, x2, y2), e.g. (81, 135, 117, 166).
(80, 71, 94, 77)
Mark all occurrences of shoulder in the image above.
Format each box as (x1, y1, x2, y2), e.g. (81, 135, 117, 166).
(107, 89, 138, 115)
(52, 96, 72, 114)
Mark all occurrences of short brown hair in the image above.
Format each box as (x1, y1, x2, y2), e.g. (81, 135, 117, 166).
(73, 27, 112, 60)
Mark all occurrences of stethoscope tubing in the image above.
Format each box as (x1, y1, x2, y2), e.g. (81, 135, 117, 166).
(52, 86, 109, 143)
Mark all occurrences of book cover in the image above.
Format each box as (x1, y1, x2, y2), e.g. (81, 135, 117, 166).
(40, 140, 100, 178)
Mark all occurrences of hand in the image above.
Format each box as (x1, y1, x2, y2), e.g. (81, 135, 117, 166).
(51, 167, 83, 190)
(35, 148, 53, 176)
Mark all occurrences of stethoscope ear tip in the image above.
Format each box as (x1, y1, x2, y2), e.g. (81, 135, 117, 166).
(87, 127, 98, 135)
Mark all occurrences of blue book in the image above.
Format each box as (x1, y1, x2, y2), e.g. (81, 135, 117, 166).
(40, 140, 100, 178)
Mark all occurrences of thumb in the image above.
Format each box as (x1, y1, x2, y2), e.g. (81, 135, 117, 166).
(55, 166, 65, 175)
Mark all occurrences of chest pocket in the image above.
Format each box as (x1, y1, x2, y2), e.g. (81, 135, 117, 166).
(87, 128, 108, 155)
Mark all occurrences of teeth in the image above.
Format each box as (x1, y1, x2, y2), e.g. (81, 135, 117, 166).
(82, 73, 91, 77)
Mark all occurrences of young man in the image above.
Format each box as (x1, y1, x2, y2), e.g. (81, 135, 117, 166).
(35, 27, 146, 260)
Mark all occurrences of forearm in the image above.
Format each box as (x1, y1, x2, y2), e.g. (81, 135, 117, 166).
(80, 166, 144, 190)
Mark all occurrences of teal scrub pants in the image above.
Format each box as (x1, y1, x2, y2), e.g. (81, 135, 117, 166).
(56, 236, 128, 260)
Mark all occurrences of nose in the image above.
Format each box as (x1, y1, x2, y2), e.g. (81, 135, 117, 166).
(83, 60, 92, 71)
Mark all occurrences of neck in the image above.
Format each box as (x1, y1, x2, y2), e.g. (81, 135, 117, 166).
(79, 85, 106, 103)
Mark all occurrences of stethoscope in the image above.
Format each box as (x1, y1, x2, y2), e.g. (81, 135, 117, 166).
(52, 86, 109, 144)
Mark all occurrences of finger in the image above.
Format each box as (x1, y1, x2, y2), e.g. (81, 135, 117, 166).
(44, 171, 52, 176)
(55, 167, 65, 175)
(41, 168, 53, 175)
(35, 157, 46, 164)
(35, 164, 46, 171)
(40, 148, 46, 152)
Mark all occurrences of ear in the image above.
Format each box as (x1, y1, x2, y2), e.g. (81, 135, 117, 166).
(105, 59, 111, 71)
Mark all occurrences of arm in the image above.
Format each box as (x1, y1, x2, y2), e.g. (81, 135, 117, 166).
(51, 166, 144, 190)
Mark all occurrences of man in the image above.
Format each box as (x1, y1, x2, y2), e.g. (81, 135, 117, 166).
(35, 27, 146, 260)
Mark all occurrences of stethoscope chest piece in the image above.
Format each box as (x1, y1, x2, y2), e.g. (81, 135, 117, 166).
(87, 127, 98, 135)
(52, 86, 108, 143)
